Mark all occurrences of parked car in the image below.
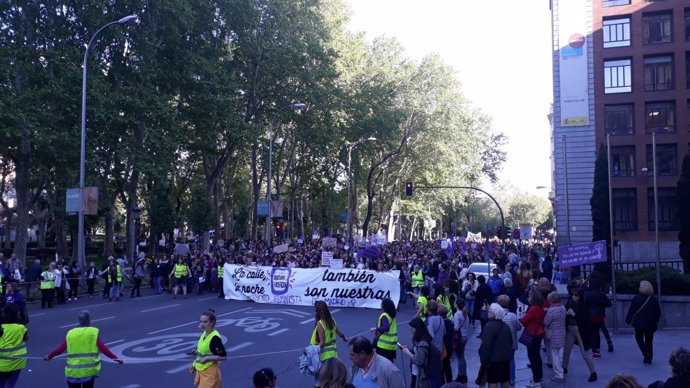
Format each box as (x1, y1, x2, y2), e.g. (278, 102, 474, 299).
(467, 262, 497, 281)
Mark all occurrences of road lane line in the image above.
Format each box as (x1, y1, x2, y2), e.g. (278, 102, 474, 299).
(267, 328, 289, 336)
(106, 339, 124, 346)
(141, 304, 180, 313)
(60, 316, 116, 328)
(165, 342, 253, 374)
(148, 307, 252, 335)
(198, 296, 217, 301)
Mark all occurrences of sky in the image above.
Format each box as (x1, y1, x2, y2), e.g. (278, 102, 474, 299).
(346, 0, 554, 198)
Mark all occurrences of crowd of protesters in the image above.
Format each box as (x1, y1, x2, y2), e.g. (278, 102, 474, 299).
(0, 233, 686, 388)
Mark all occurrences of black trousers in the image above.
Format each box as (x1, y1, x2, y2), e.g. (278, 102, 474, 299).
(131, 277, 143, 297)
(67, 377, 95, 388)
(634, 328, 655, 361)
(68, 279, 79, 298)
(41, 288, 54, 308)
(87, 279, 95, 296)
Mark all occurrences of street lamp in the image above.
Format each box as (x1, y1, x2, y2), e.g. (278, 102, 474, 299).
(78, 15, 139, 270)
(346, 137, 376, 243)
(641, 130, 663, 327)
(132, 203, 141, 260)
(265, 102, 306, 244)
(606, 133, 618, 331)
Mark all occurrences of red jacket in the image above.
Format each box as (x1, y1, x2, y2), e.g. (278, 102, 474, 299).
(519, 305, 545, 337)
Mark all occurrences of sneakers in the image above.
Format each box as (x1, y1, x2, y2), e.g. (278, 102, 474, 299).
(588, 372, 598, 382)
(67, 298, 72, 301)
(592, 351, 601, 359)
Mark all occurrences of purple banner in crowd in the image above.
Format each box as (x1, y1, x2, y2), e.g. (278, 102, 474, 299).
(557, 240, 607, 268)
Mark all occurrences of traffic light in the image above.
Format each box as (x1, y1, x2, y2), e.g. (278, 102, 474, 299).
(405, 181, 414, 197)
(275, 223, 282, 233)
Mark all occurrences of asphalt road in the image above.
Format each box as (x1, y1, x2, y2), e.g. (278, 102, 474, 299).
(21, 289, 415, 388)
(19, 288, 685, 388)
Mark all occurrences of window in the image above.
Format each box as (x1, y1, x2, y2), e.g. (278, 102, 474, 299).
(647, 188, 679, 231)
(644, 55, 673, 91)
(604, 59, 632, 93)
(643, 12, 672, 44)
(685, 9, 690, 41)
(611, 146, 635, 177)
(603, 0, 630, 6)
(603, 17, 631, 47)
(645, 101, 675, 133)
(646, 143, 677, 176)
(612, 188, 637, 232)
(687, 100, 690, 131)
(605, 104, 634, 135)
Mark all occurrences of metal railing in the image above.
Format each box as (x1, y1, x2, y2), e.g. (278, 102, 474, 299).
(580, 260, 684, 280)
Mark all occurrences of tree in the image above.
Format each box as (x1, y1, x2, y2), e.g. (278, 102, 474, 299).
(590, 145, 612, 282)
(506, 193, 552, 228)
(678, 152, 690, 274)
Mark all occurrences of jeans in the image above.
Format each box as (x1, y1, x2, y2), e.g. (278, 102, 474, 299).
(465, 299, 475, 323)
(509, 351, 515, 383)
(109, 282, 122, 300)
(454, 336, 468, 381)
(86, 278, 95, 296)
(153, 276, 162, 294)
(549, 346, 564, 379)
(527, 336, 543, 382)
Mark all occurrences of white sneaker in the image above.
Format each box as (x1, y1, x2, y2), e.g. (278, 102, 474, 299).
(74, 297, 78, 300)
(67, 298, 72, 301)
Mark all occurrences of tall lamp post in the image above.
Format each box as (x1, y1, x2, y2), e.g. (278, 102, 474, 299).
(642, 131, 663, 327)
(77, 15, 138, 270)
(132, 204, 141, 261)
(265, 102, 306, 244)
(346, 137, 376, 243)
(606, 133, 618, 331)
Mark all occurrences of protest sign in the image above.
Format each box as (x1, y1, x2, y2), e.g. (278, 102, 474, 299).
(557, 240, 607, 268)
(321, 251, 333, 266)
(223, 264, 400, 309)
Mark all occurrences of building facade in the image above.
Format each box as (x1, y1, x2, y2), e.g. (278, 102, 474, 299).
(551, 0, 688, 260)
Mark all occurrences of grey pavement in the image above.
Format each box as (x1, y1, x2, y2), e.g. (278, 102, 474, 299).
(18, 289, 687, 388)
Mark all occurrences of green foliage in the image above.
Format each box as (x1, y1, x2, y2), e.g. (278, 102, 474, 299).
(590, 145, 612, 281)
(616, 267, 690, 296)
(506, 193, 552, 228)
(678, 153, 690, 274)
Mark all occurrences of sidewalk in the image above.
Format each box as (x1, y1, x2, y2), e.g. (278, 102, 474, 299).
(462, 325, 686, 388)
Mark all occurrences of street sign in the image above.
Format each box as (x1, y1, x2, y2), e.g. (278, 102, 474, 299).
(66, 189, 81, 214)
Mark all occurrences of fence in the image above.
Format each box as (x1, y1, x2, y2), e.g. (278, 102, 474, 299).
(580, 260, 684, 280)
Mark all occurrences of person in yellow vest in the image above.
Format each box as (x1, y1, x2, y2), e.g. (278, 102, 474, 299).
(369, 298, 398, 363)
(434, 284, 453, 319)
(169, 257, 191, 299)
(39, 262, 56, 309)
(216, 257, 225, 299)
(407, 286, 430, 321)
(106, 260, 123, 302)
(310, 300, 348, 362)
(410, 265, 425, 295)
(0, 304, 28, 388)
(187, 309, 226, 388)
(43, 310, 123, 387)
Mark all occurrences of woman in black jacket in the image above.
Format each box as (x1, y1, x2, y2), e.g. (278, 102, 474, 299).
(478, 303, 513, 387)
(472, 275, 493, 337)
(625, 280, 661, 364)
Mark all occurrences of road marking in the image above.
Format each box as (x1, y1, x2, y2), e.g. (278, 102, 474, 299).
(106, 339, 124, 346)
(250, 309, 310, 317)
(267, 328, 289, 336)
(32, 313, 46, 317)
(165, 341, 253, 374)
(300, 308, 339, 324)
(60, 316, 116, 328)
(148, 307, 252, 335)
(69, 294, 158, 310)
(198, 296, 217, 301)
(141, 304, 180, 313)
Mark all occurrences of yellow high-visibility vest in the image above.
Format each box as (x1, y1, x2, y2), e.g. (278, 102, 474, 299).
(65, 327, 100, 379)
(310, 320, 337, 361)
(0, 323, 27, 372)
(375, 313, 398, 351)
(193, 329, 221, 371)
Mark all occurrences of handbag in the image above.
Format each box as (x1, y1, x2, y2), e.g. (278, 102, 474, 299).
(518, 330, 535, 347)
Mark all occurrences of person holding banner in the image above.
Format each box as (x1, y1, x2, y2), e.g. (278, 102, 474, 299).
(310, 301, 348, 362)
(370, 298, 398, 363)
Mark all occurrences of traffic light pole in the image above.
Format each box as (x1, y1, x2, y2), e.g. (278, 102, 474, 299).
(410, 185, 506, 245)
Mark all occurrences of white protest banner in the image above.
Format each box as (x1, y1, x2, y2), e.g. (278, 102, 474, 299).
(330, 259, 343, 269)
(223, 264, 400, 309)
(321, 251, 333, 266)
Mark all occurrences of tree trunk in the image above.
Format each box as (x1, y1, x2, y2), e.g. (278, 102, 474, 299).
(103, 200, 115, 258)
(3, 211, 13, 249)
(250, 143, 260, 241)
(13, 133, 31, 267)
